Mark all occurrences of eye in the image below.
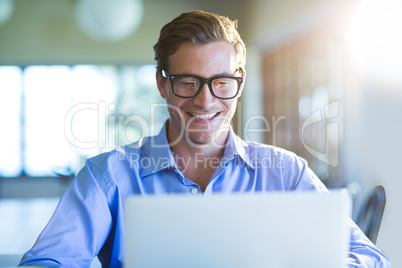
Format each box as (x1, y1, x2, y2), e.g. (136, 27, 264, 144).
(183, 81, 197, 87)
(217, 81, 228, 86)
(213, 78, 231, 89)
(175, 77, 199, 89)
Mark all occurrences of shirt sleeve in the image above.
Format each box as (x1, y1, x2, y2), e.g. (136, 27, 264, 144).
(19, 159, 114, 267)
(347, 219, 391, 268)
(292, 156, 391, 268)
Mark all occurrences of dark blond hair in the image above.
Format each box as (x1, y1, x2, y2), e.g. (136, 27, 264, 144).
(153, 11, 246, 72)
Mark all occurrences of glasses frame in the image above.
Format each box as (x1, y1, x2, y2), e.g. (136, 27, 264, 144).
(161, 69, 244, 100)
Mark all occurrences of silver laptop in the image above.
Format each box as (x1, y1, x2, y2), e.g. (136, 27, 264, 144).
(123, 190, 351, 268)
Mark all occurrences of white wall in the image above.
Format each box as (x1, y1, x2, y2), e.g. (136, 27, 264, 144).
(343, 80, 402, 265)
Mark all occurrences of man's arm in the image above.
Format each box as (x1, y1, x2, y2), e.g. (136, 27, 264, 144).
(347, 219, 391, 268)
(19, 160, 113, 267)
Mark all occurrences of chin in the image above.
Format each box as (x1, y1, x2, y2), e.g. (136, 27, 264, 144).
(186, 133, 214, 146)
(186, 129, 228, 147)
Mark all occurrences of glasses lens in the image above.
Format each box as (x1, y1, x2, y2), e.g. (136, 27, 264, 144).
(173, 77, 200, 97)
(211, 78, 238, 98)
(171, 75, 240, 99)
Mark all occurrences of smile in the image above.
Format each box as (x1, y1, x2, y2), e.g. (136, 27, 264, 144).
(190, 112, 218, 120)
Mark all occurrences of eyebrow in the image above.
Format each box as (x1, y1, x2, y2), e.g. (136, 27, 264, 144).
(172, 71, 236, 77)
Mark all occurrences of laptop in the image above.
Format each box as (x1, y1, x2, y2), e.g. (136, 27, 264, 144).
(123, 190, 351, 268)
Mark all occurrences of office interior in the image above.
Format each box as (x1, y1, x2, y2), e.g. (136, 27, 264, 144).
(0, 0, 401, 266)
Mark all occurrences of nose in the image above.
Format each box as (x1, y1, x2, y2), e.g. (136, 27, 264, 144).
(193, 83, 216, 109)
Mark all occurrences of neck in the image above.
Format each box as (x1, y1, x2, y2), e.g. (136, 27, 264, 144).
(167, 120, 229, 160)
(166, 120, 230, 191)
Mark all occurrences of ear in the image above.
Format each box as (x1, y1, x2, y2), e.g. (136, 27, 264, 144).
(156, 70, 167, 99)
(237, 69, 246, 98)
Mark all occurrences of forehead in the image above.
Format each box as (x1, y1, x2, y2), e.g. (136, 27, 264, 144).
(168, 42, 238, 76)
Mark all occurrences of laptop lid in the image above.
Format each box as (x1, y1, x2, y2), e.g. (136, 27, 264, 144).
(123, 190, 351, 268)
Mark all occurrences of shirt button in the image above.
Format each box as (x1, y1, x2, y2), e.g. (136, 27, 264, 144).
(191, 188, 198, 194)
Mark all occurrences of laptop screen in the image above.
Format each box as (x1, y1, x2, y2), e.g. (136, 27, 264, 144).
(124, 190, 351, 268)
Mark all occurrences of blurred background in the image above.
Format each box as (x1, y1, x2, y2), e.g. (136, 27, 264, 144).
(0, 0, 401, 266)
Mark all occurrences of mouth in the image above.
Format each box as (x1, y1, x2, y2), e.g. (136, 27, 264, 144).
(188, 112, 220, 120)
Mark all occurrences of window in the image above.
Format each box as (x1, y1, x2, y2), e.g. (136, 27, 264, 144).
(0, 66, 22, 177)
(0, 65, 168, 177)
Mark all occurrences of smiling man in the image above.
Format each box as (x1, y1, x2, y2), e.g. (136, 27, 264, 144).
(19, 11, 390, 268)
(158, 41, 241, 146)
(156, 40, 245, 191)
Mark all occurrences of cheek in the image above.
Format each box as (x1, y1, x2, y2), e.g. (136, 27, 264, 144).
(223, 99, 238, 113)
(165, 93, 187, 112)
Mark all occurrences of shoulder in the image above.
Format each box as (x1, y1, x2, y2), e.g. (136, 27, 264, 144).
(86, 137, 148, 168)
(76, 138, 149, 194)
(240, 140, 326, 191)
(74, 138, 150, 199)
(240, 139, 307, 169)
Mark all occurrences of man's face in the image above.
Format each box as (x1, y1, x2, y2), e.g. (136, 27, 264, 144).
(157, 41, 244, 147)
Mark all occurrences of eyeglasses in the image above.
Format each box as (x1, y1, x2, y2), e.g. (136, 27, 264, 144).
(161, 69, 243, 100)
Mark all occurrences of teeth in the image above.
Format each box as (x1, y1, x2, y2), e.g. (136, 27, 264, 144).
(192, 113, 217, 119)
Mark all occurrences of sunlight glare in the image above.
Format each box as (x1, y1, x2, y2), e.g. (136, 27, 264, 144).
(347, 0, 402, 83)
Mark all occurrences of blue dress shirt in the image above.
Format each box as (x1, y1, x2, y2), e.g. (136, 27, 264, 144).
(19, 123, 391, 267)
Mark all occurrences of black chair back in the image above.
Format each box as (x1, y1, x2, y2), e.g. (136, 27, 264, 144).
(355, 185, 386, 245)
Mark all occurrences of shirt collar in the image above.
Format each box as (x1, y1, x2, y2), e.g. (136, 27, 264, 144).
(223, 127, 255, 169)
(140, 122, 177, 177)
(140, 122, 254, 177)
